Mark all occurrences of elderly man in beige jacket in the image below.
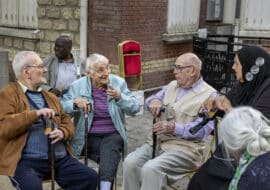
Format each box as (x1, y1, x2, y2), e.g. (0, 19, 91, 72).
(122, 53, 216, 190)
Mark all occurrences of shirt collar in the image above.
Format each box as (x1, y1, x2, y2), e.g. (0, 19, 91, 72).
(191, 77, 203, 93)
(18, 81, 42, 93)
(176, 77, 203, 93)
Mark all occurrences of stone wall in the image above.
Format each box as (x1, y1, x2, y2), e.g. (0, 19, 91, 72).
(0, 0, 81, 82)
(37, 0, 81, 58)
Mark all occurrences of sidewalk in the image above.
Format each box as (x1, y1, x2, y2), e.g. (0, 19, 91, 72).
(115, 111, 153, 189)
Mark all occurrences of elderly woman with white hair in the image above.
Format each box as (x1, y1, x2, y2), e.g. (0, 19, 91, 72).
(218, 106, 270, 190)
(61, 53, 140, 190)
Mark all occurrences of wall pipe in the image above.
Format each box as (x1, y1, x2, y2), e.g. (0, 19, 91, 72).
(80, 0, 88, 60)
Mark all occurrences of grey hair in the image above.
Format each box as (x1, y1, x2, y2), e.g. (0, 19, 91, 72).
(220, 106, 270, 157)
(85, 53, 109, 73)
(12, 51, 38, 79)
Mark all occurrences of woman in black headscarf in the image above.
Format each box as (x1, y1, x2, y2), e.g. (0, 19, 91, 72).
(226, 45, 270, 116)
(188, 45, 270, 190)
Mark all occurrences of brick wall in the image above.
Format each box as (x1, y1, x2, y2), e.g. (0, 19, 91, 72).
(0, 0, 81, 82)
(88, 0, 193, 89)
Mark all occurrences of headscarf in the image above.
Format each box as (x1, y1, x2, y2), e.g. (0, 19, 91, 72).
(227, 45, 270, 106)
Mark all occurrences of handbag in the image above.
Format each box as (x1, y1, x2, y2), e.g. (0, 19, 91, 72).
(207, 145, 235, 180)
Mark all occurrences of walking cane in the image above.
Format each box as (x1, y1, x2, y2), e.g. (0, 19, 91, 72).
(51, 121, 55, 190)
(45, 118, 55, 190)
(84, 103, 92, 166)
(152, 108, 165, 159)
(152, 117, 157, 159)
(84, 112, 88, 166)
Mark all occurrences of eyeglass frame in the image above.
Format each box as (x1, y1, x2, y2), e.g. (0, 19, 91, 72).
(25, 64, 47, 69)
(173, 64, 193, 72)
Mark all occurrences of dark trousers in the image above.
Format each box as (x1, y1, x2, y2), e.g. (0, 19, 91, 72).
(10, 156, 98, 190)
(86, 132, 123, 182)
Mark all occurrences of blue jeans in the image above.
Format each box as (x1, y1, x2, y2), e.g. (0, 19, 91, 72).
(10, 156, 98, 190)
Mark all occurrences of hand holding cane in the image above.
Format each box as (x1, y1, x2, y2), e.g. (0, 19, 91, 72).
(73, 99, 92, 165)
(152, 108, 165, 159)
(44, 113, 59, 190)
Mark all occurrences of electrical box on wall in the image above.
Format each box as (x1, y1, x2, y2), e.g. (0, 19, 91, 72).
(206, 0, 224, 21)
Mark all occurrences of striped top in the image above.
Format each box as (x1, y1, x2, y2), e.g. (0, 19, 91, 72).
(90, 87, 116, 133)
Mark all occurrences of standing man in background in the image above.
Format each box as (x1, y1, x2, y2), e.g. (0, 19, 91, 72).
(42, 35, 85, 97)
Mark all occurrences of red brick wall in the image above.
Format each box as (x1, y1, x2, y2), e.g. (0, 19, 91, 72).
(88, 0, 192, 89)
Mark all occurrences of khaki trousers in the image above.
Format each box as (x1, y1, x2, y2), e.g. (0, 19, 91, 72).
(122, 144, 200, 190)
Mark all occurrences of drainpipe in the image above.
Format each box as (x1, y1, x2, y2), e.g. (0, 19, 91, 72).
(80, 0, 88, 60)
(234, 0, 241, 38)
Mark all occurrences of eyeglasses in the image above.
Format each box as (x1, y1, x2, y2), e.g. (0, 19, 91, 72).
(26, 64, 47, 69)
(92, 65, 110, 75)
(173, 65, 193, 72)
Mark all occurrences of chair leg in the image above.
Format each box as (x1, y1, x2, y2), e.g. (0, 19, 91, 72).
(98, 171, 100, 190)
(110, 179, 114, 190)
(114, 176, 117, 190)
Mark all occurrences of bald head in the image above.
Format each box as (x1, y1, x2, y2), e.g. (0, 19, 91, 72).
(174, 53, 202, 88)
(176, 53, 202, 69)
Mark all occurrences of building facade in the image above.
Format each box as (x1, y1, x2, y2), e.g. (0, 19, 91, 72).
(1, 0, 270, 89)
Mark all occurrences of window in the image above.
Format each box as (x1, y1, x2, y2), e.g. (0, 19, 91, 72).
(0, 0, 38, 29)
(163, 0, 201, 43)
(242, 0, 270, 30)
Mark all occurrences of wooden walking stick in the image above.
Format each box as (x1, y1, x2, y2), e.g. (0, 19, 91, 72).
(51, 120, 55, 190)
(45, 118, 55, 190)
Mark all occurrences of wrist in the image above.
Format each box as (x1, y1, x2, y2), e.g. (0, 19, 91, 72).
(169, 121, 175, 132)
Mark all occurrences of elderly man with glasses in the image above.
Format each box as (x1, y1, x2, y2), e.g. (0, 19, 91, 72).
(122, 52, 217, 190)
(61, 53, 140, 190)
(0, 51, 98, 190)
